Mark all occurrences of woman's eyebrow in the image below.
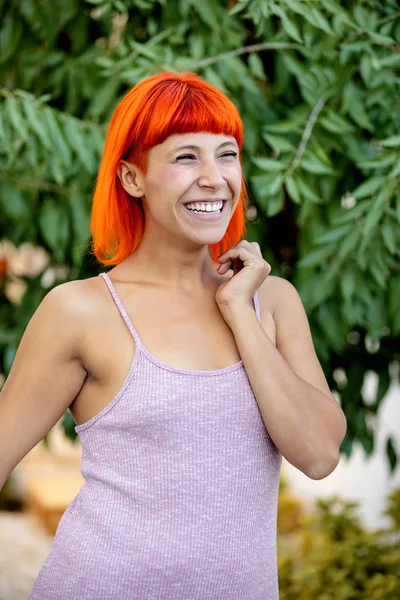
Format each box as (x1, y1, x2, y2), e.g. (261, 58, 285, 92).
(169, 141, 238, 154)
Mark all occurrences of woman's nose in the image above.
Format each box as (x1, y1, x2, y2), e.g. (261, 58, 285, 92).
(197, 160, 226, 189)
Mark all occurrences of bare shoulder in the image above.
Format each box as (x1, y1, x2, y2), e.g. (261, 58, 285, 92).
(40, 276, 107, 357)
(45, 276, 105, 322)
(46, 275, 100, 308)
(257, 274, 298, 317)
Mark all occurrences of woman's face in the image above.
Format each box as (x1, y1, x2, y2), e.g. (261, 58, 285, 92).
(120, 132, 243, 247)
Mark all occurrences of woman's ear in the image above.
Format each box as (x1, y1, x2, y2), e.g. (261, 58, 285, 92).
(117, 161, 145, 198)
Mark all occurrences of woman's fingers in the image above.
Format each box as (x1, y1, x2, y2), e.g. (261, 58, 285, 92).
(217, 259, 233, 274)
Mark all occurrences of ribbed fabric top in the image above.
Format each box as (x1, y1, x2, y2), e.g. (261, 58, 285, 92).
(29, 272, 282, 600)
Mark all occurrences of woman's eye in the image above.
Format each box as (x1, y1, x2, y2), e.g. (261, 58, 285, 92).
(176, 152, 237, 160)
(176, 154, 196, 161)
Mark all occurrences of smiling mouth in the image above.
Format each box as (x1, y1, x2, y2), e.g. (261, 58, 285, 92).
(183, 200, 227, 213)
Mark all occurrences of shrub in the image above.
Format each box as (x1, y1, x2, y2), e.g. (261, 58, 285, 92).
(278, 487, 400, 599)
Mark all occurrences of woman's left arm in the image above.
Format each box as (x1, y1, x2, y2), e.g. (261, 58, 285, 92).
(226, 275, 347, 480)
(216, 241, 346, 480)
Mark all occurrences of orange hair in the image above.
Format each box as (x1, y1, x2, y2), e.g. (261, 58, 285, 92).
(90, 72, 249, 266)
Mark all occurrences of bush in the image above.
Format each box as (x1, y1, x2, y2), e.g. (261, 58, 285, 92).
(278, 485, 400, 599)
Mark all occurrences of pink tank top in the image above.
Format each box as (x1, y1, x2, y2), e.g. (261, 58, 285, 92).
(29, 272, 282, 599)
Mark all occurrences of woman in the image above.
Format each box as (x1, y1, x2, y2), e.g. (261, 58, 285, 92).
(0, 72, 346, 599)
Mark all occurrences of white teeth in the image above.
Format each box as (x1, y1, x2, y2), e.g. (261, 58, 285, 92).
(185, 201, 223, 213)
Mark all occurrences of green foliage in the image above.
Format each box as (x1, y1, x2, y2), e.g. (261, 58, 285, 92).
(278, 487, 400, 599)
(0, 0, 399, 469)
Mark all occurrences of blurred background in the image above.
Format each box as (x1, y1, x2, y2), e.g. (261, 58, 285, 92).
(0, 0, 399, 598)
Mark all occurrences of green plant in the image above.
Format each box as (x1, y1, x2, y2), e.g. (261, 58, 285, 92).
(278, 488, 400, 599)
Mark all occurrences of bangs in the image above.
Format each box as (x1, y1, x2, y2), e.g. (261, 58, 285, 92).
(132, 77, 244, 153)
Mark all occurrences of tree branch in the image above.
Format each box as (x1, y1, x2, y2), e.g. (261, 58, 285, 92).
(189, 42, 300, 70)
(284, 93, 330, 180)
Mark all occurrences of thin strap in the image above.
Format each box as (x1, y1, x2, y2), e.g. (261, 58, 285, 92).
(100, 271, 261, 337)
(253, 291, 261, 322)
(99, 273, 142, 347)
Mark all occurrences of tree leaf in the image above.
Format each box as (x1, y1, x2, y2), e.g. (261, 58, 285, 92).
(336, 228, 361, 260)
(342, 82, 373, 132)
(380, 135, 400, 148)
(189, 0, 219, 31)
(381, 219, 397, 254)
(251, 157, 287, 172)
(42, 107, 72, 169)
(362, 182, 397, 240)
(262, 133, 295, 153)
(23, 99, 52, 151)
(87, 74, 121, 119)
(284, 0, 334, 35)
(251, 173, 284, 198)
(63, 119, 95, 174)
(264, 189, 285, 217)
(297, 244, 335, 268)
(319, 0, 356, 27)
(68, 191, 90, 267)
(352, 176, 386, 199)
(5, 97, 29, 140)
(340, 267, 356, 302)
(357, 153, 397, 170)
(300, 152, 336, 175)
(314, 224, 353, 245)
(265, 120, 303, 134)
(0, 182, 28, 220)
(271, 3, 303, 43)
(248, 54, 266, 80)
(285, 176, 301, 204)
(0, 10, 22, 63)
(296, 177, 322, 203)
(319, 109, 355, 134)
(38, 197, 70, 261)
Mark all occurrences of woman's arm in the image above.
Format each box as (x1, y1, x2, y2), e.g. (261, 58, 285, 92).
(0, 282, 89, 489)
(226, 275, 346, 480)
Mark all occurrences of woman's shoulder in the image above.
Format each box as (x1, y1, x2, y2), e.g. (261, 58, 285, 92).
(44, 275, 108, 327)
(257, 274, 290, 317)
(47, 274, 102, 301)
(258, 275, 306, 329)
(44, 275, 118, 373)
